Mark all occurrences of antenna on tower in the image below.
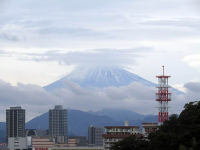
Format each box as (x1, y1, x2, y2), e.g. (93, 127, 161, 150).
(156, 66, 171, 125)
(162, 65, 164, 76)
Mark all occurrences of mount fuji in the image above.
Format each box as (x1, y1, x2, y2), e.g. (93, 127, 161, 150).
(44, 66, 156, 90)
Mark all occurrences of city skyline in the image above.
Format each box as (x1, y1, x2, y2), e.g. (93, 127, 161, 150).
(0, 0, 200, 121)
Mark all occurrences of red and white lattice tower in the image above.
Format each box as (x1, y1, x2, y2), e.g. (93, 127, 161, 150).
(156, 66, 171, 125)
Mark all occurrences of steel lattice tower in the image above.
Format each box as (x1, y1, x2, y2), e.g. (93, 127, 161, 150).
(156, 66, 171, 125)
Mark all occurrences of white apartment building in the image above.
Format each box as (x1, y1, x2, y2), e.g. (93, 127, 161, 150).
(8, 137, 31, 150)
(142, 123, 158, 138)
(103, 126, 141, 150)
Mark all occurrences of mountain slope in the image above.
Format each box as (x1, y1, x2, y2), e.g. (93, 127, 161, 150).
(26, 109, 115, 137)
(26, 112, 49, 129)
(92, 108, 146, 121)
(0, 122, 6, 142)
(44, 67, 155, 91)
(26, 109, 157, 137)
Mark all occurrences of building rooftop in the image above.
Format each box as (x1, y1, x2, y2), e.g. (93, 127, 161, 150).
(142, 122, 157, 124)
(0, 147, 9, 150)
(104, 126, 140, 129)
(103, 133, 142, 138)
(9, 106, 22, 110)
(54, 105, 63, 110)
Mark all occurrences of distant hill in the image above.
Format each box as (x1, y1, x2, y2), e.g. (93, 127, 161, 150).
(26, 112, 49, 130)
(91, 108, 146, 121)
(0, 122, 6, 142)
(26, 109, 157, 137)
(26, 109, 116, 137)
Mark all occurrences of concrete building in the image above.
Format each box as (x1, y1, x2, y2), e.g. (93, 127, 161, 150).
(32, 137, 55, 150)
(49, 105, 68, 144)
(88, 126, 103, 147)
(6, 106, 25, 138)
(103, 126, 141, 150)
(142, 122, 158, 137)
(0, 146, 9, 150)
(50, 147, 103, 150)
(8, 137, 31, 150)
(68, 137, 87, 147)
(0, 143, 6, 147)
(67, 138, 77, 147)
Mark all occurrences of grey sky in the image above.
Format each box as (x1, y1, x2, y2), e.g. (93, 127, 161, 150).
(0, 0, 200, 120)
(0, 0, 199, 86)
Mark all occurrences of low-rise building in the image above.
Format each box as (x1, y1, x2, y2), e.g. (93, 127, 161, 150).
(0, 143, 6, 147)
(142, 123, 158, 137)
(32, 137, 55, 150)
(8, 137, 31, 150)
(103, 126, 141, 150)
(0, 147, 9, 150)
(67, 138, 77, 147)
(68, 137, 87, 147)
(50, 147, 103, 150)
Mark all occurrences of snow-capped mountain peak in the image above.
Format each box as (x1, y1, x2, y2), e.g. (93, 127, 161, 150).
(44, 66, 155, 90)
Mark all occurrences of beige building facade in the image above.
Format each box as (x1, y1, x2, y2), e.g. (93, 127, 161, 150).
(103, 126, 141, 150)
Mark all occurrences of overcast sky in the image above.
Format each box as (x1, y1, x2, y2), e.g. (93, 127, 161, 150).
(0, 0, 200, 121)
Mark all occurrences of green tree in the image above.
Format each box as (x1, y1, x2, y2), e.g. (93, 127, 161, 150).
(110, 101, 200, 150)
(110, 135, 149, 150)
(149, 101, 200, 150)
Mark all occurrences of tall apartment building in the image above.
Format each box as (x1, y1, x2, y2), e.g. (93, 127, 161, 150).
(49, 105, 68, 144)
(6, 106, 25, 138)
(88, 126, 104, 147)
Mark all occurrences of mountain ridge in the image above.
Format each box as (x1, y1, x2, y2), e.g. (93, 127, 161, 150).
(26, 109, 157, 137)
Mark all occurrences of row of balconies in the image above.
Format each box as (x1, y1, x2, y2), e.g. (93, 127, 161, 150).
(106, 128, 139, 133)
(104, 138, 120, 142)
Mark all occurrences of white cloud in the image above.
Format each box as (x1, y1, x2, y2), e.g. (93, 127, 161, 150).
(0, 80, 61, 121)
(182, 54, 200, 70)
(21, 48, 152, 66)
(0, 79, 156, 122)
(0, 48, 153, 86)
(173, 83, 186, 92)
(1, 76, 199, 122)
(0, 0, 199, 50)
